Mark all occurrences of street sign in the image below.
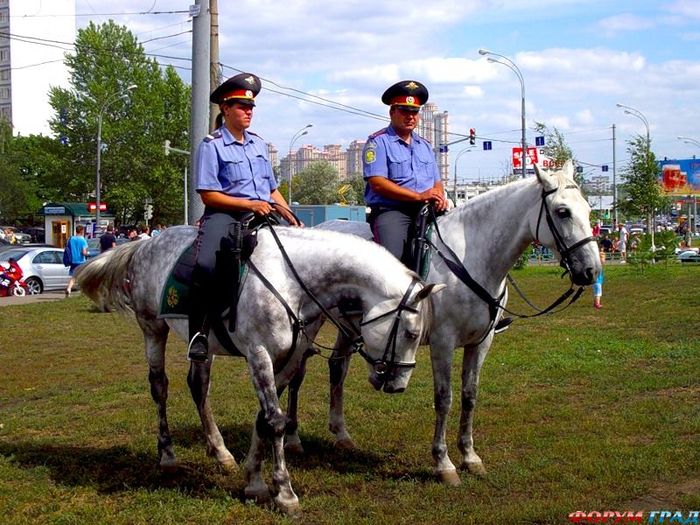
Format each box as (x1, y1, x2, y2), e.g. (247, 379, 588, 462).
(483, 141, 492, 151)
(511, 147, 539, 169)
(535, 136, 545, 147)
(602, 165, 609, 172)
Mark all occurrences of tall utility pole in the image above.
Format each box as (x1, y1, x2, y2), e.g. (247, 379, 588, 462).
(189, 0, 210, 226)
(612, 124, 618, 226)
(209, 0, 220, 131)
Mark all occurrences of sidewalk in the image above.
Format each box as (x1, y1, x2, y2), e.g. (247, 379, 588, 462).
(0, 291, 73, 307)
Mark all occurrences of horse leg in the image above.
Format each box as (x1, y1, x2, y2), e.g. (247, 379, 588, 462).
(329, 334, 355, 449)
(186, 357, 237, 470)
(457, 339, 491, 477)
(284, 349, 311, 455)
(142, 322, 178, 472)
(243, 345, 299, 514)
(430, 341, 461, 485)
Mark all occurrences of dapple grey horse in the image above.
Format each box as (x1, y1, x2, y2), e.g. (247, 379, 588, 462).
(76, 225, 444, 513)
(285, 161, 601, 484)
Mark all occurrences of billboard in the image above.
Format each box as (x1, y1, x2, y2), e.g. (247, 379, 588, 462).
(658, 158, 700, 196)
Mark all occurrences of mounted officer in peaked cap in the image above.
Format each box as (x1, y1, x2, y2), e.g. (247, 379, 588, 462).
(362, 80, 448, 271)
(187, 72, 301, 363)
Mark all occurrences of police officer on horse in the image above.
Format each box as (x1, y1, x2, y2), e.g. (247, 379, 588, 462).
(188, 72, 301, 362)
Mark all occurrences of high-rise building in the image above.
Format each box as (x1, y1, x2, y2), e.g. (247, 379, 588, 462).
(418, 102, 449, 185)
(1, 0, 75, 135)
(346, 140, 365, 179)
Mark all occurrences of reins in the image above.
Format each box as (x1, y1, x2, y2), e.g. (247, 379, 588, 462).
(425, 184, 596, 335)
(251, 214, 421, 372)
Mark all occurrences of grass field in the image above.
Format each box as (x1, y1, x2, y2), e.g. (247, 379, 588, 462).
(0, 264, 698, 524)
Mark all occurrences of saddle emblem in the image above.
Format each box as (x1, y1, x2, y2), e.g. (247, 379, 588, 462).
(167, 285, 180, 308)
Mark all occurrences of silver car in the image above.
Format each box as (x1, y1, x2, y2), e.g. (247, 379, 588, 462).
(0, 247, 70, 294)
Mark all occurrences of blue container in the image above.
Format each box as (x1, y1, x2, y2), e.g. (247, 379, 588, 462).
(291, 205, 366, 227)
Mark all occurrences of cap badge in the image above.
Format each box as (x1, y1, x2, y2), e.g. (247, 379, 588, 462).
(406, 96, 415, 105)
(405, 81, 419, 90)
(245, 90, 253, 98)
(244, 75, 256, 84)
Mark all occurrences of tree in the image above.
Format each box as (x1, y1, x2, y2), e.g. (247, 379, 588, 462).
(617, 134, 667, 233)
(533, 122, 584, 187)
(48, 21, 191, 226)
(292, 162, 340, 204)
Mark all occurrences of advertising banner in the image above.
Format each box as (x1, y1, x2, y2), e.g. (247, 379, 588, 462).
(658, 158, 700, 196)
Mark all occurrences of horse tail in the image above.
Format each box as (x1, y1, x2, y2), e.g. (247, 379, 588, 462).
(75, 241, 141, 312)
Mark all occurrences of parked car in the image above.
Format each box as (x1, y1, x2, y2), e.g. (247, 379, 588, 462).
(0, 246, 70, 294)
(677, 249, 700, 263)
(86, 237, 129, 258)
(0, 226, 31, 244)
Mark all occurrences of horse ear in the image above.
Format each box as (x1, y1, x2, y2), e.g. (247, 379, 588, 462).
(534, 161, 558, 192)
(409, 282, 446, 306)
(562, 159, 575, 179)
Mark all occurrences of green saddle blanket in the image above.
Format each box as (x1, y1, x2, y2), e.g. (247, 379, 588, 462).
(158, 243, 247, 319)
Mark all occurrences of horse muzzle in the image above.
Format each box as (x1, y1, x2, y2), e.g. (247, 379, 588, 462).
(368, 364, 413, 394)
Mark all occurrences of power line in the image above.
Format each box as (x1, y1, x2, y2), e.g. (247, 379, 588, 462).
(10, 10, 190, 19)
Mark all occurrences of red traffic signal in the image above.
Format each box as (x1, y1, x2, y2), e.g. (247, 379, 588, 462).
(88, 202, 107, 212)
(469, 128, 476, 145)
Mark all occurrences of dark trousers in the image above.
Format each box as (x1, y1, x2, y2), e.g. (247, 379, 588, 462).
(189, 208, 248, 339)
(368, 205, 422, 268)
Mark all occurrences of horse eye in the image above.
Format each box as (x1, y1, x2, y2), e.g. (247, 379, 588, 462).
(404, 330, 419, 341)
(556, 208, 571, 219)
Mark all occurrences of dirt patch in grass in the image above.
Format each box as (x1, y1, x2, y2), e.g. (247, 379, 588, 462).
(622, 478, 700, 510)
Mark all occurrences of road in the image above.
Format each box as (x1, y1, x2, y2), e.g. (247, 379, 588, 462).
(0, 291, 72, 307)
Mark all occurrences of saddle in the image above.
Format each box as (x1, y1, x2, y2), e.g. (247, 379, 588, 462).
(159, 215, 267, 321)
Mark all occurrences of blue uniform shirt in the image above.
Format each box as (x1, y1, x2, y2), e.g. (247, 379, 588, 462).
(195, 126, 277, 201)
(362, 126, 440, 207)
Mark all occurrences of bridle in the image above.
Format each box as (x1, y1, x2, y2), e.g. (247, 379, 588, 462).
(426, 184, 597, 338)
(253, 218, 423, 376)
(535, 186, 598, 276)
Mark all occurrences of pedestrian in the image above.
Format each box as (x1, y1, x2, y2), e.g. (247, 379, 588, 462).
(65, 224, 88, 297)
(187, 72, 301, 363)
(99, 224, 117, 253)
(617, 223, 628, 263)
(593, 249, 605, 309)
(137, 224, 151, 239)
(362, 79, 447, 269)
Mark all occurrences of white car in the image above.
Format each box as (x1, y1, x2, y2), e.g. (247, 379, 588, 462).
(677, 249, 700, 263)
(0, 246, 71, 294)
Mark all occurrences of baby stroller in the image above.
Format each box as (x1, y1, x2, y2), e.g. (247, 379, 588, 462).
(0, 258, 28, 297)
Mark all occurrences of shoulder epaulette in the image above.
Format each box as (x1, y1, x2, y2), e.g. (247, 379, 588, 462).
(417, 133, 432, 145)
(247, 131, 262, 138)
(203, 130, 222, 143)
(368, 127, 388, 140)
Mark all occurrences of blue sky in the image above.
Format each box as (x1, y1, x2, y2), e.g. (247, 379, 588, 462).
(13, 0, 700, 182)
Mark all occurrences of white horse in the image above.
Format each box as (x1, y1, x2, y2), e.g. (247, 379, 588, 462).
(76, 225, 444, 514)
(285, 161, 601, 484)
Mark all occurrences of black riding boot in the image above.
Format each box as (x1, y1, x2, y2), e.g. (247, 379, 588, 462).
(187, 283, 210, 362)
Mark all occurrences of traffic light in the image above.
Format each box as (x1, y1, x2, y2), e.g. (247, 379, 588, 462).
(469, 128, 476, 145)
(164, 140, 171, 156)
(144, 203, 153, 220)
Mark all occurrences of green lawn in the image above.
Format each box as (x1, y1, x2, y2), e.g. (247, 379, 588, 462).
(0, 264, 698, 524)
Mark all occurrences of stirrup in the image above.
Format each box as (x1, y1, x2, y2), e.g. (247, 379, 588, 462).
(187, 332, 209, 363)
(494, 317, 513, 334)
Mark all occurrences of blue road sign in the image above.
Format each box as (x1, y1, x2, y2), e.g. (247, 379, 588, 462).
(535, 136, 545, 147)
(602, 165, 609, 172)
(483, 141, 492, 151)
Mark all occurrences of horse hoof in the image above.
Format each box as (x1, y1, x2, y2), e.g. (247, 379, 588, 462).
(463, 460, 487, 477)
(437, 469, 461, 486)
(284, 441, 305, 455)
(274, 495, 301, 516)
(159, 462, 178, 474)
(219, 458, 238, 472)
(244, 485, 271, 504)
(334, 437, 356, 450)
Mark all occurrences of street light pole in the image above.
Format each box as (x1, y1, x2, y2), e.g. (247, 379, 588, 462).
(479, 48, 526, 178)
(95, 84, 137, 233)
(288, 124, 312, 204)
(677, 136, 700, 148)
(617, 103, 653, 247)
(453, 148, 473, 205)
